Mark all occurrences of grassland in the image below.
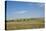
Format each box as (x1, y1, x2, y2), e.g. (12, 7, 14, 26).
(6, 18, 45, 30)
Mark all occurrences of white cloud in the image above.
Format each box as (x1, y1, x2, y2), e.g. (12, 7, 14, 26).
(40, 4, 44, 7)
(16, 10, 27, 14)
(37, 3, 44, 7)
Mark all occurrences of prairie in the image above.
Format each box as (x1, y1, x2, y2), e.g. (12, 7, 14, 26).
(6, 18, 45, 30)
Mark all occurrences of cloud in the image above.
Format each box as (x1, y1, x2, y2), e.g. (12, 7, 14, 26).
(40, 4, 44, 7)
(37, 3, 44, 7)
(16, 10, 27, 14)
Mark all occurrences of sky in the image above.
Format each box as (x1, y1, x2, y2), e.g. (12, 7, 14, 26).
(6, 1, 45, 20)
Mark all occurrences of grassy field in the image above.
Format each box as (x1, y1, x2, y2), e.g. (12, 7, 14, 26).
(6, 18, 45, 30)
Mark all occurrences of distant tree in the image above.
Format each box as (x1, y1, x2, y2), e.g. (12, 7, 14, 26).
(24, 19, 25, 21)
(27, 19, 29, 21)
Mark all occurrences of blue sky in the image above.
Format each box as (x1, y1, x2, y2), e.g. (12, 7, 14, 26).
(6, 1, 44, 20)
